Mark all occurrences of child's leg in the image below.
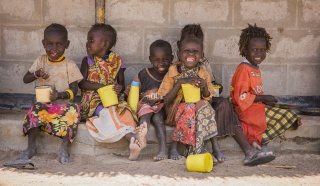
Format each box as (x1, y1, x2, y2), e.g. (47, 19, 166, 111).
(210, 137, 226, 162)
(59, 135, 72, 164)
(170, 141, 183, 160)
(151, 110, 168, 161)
(232, 126, 275, 165)
(19, 127, 38, 160)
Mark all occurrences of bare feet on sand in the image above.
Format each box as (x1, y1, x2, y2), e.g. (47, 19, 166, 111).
(154, 150, 168, 161)
(169, 148, 183, 160)
(59, 148, 73, 164)
(213, 148, 227, 162)
(129, 137, 142, 161)
(137, 122, 148, 149)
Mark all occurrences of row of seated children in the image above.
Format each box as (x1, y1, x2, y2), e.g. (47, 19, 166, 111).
(14, 22, 300, 167)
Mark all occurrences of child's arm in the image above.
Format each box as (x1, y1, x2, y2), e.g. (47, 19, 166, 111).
(50, 81, 78, 101)
(254, 95, 277, 103)
(78, 57, 104, 90)
(113, 68, 125, 95)
(23, 68, 49, 84)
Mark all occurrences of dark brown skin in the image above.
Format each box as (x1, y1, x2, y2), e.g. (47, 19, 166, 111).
(20, 29, 76, 164)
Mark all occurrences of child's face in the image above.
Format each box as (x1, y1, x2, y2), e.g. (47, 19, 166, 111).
(179, 41, 203, 69)
(149, 47, 173, 74)
(245, 37, 267, 67)
(86, 29, 110, 56)
(42, 31, 69, 61)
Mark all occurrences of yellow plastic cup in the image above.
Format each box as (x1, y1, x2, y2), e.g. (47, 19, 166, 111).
(181, 84, 200, 103)
(186, 153, 213, 173)
(97, 85, 118, 107)
(35, 85, 52, 103)
(212, 84, 221, 97)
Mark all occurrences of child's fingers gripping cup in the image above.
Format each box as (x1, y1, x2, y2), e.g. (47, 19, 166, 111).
(186, 153, 213, 173)
(97, 85, 118, 107)
(181, 84, 201, 103)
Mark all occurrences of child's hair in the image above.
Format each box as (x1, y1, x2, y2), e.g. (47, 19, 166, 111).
(150, 39, 172, 55)
(238, 23, 272, 57)
(90, 23, 117, 47)
(177, 24, 204, 49)
(44, 23, 68, 39)
(178, 36, 203, 51)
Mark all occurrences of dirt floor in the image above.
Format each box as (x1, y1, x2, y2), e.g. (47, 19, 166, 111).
(0, 150, 319, 186)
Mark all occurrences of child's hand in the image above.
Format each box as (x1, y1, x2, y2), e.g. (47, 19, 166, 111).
(192, 78, 206, 89)
(177, 77, 197, 85)
(124, 85, 131, 96)
(113, 83, 123, 95)
(50, 86, 59, 101)
(37, 68, 50, 79)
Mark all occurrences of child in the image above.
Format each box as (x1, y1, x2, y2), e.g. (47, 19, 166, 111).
(231, 23, 301, 156)
(158, 37, 219, 159)
(20, 23, 83, 164)
(78, 23, 147, 161)
(129, 39, 173, 161)
(175, 24, 276, 166)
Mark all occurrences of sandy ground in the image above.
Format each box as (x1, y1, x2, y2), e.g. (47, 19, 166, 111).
(0, 149, 319, 186)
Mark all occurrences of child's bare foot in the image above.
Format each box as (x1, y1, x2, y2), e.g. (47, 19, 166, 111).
(212, 148, 226, 162)
(137, 122, 148, 149)
(19, 146, 36, 160)
(154, 150, 168, 161)
(59, 148, 73, 164)
(129, 137, 141, 161)
(169, 148, 183, 160)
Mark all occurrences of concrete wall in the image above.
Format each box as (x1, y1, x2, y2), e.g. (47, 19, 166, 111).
(0, 0, 319, 97)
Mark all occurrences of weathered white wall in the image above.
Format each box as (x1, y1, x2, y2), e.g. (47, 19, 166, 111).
(0, 0, 319, 97)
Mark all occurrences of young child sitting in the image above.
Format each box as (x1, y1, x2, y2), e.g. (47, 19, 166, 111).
(78, 23, 147, 161)
(158, 37, 219, 159)
(128, 39, 173, 161)
(176, 24, 275, 166)
(20, 23, 83, 164)
(231, 23, 301, 156)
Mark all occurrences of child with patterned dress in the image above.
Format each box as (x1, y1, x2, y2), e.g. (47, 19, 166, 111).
(129, 39, 173, 161)
(158, 37, 219, 159)
(20, 23, 83, 164)
(176, 24, 275, 166)
(79, 23, 147, 161)
(230, 24, 301, 156)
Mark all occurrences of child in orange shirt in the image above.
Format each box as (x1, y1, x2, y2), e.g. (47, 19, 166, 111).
(230, 24, 301, 156)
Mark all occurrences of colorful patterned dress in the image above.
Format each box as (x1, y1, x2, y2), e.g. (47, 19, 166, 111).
(80, 52, 138, 143)
(23, 55, 83, 142)
(230, 58, 301, 145)
(158, 63, 218, 154)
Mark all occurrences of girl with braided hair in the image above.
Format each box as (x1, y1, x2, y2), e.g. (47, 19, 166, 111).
(231, 23, 301, 158)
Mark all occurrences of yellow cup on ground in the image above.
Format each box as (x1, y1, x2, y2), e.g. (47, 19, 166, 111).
(97, 85, 118, 107)
(181, 84, 200, 103)
(35, 85, 52, 103)
(186, 153, 213, 173)
(212, 84, 221, 97)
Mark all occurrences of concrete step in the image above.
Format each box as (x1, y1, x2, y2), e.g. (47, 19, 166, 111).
(0, 109, 319, 157)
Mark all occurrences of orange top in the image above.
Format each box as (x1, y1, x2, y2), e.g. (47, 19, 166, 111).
(230, 62, 267, 145)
